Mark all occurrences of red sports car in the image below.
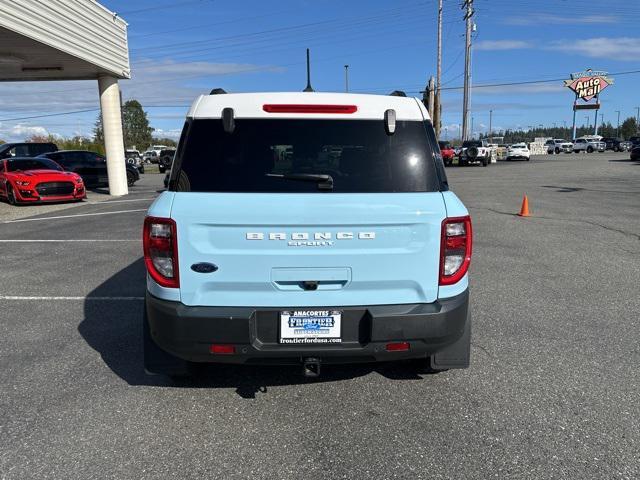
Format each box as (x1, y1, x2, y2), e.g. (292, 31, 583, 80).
(438, 141, 456, 166)
(0, 157, 86, 205)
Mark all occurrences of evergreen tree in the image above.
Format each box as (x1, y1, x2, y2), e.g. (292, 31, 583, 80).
(92, 99, 154, 149)
(619, 117, 638, 140)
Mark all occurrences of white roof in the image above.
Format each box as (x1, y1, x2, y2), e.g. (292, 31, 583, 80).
(188, 92, 429, 121)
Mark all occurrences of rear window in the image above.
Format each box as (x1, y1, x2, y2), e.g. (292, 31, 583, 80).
(171, 119, 441, 193)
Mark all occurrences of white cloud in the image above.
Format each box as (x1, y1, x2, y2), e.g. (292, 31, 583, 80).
(0, 123, 50, 142)
(0, 59, 286, 139)
(504, 14, 617, 26)
(547, 37, 640, 61)
(473, 83, 566, 95)
(152, 128, 183, 141)
(475, 40, 531, 51)
(134, 60, 284, 77)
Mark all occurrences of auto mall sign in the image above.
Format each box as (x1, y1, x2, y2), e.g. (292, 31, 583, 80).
(564, 69, 614, 101)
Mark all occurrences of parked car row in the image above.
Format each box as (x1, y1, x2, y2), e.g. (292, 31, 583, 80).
(0, 142, 143, 205)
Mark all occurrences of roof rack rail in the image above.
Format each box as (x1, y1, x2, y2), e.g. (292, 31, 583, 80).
(209, 88, 227, 95)
(389, 90, 407, 97)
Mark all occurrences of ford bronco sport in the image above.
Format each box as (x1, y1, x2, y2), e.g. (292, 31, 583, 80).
(143, 91, 472, 378)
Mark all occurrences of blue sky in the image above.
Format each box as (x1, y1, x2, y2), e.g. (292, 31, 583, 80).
(1, 0, 639, 142)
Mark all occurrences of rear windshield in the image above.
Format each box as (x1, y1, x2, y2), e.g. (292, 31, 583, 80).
(171, 119, 441, 193)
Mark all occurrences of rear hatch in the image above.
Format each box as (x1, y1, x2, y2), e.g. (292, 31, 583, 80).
(170, 112, 447, 308)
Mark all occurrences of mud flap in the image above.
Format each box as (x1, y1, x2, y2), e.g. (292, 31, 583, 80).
(430, 312, 471, 370)
(143, 303, 190, 376)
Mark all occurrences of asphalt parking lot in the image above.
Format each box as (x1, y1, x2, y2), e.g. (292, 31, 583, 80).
(1, 153, 639, 479)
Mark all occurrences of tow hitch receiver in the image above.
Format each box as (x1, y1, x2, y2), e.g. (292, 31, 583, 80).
(303, 358, 321, 377)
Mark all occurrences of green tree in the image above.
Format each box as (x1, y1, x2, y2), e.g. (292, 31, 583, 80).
(122, 99, 153, 149)
(151, 137, 177, 147)
(0, 139, 5, 145)
(92, 99, 154, 149)
(93, 116, 104, 144)
(619, 117, 638, 140)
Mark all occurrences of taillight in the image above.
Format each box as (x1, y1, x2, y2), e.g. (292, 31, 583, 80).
(439, 216, 472, 286)
(143, 216, 179, 288)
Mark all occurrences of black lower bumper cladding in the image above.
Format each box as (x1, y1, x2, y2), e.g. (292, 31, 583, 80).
(145, 290, 470, 370)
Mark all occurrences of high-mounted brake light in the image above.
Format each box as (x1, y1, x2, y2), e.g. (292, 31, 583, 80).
(143, 216, 179, 288)
(262, 104, 357, 114)
(439, 216, 472, 286)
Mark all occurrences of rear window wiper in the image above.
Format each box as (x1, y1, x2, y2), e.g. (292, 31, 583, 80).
(266, 173, 334, 191)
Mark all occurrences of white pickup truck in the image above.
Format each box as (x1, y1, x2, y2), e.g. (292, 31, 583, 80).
(573, 136, 605, 153)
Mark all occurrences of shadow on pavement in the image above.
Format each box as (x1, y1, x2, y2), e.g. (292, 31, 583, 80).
(79, 259, 431, 397)
(609, 158, 640, 165)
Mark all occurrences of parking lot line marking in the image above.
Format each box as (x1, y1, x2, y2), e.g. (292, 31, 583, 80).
(87, 197, 155, 204)
(0, 239, 138, 242)
(0, 296, 144, 301)
(2, 208, 147, 224)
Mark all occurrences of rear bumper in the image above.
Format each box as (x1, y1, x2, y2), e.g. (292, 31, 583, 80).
(145, 290, 469, 365)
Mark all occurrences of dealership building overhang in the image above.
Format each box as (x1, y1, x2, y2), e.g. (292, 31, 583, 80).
(0, 0, 131, 195)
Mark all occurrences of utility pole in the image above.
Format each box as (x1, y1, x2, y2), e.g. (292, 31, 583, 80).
(616, 110, 620, 137)
(434, 0, 443, 138)
(471, 115, 474, 139)
(461, 0, 474, 141)
(488, 109, 492, 143)
(636, 106, 640, 131)
(344, 65, 349, 93)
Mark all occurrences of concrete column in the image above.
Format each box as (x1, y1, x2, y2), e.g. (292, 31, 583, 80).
(98, 75, 128, 196)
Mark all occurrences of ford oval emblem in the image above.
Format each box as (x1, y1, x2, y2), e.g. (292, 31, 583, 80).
(190, 262, 218, 274)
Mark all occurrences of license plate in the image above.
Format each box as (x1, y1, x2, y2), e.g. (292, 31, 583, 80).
(279, 310, 342, 344)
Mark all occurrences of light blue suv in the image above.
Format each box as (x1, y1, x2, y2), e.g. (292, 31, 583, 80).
(143, 91, 472, 378)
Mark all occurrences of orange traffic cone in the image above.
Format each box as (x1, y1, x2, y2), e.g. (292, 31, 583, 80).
(518, 194, 530, 217)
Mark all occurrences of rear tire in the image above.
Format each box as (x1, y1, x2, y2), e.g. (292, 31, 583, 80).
(555, 147, 560, 154)
(126, 171, 135, 187)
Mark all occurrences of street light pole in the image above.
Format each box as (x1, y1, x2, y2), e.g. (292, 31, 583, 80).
(461, 0, 474, 141)
(435, 0, 443, 138)
(616, 110, 621, 137)
(344, 64, 349, 93)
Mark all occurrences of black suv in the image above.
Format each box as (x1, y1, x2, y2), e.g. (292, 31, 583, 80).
(158, 149, 176, 173)
(0, 142, 58, 159)
(601, 137, 630, 152)
(39, 150, 139, 187)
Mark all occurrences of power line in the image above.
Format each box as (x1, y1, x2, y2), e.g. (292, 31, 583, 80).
(0, 108, 99, 123)
(118, 0, 212, 16)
